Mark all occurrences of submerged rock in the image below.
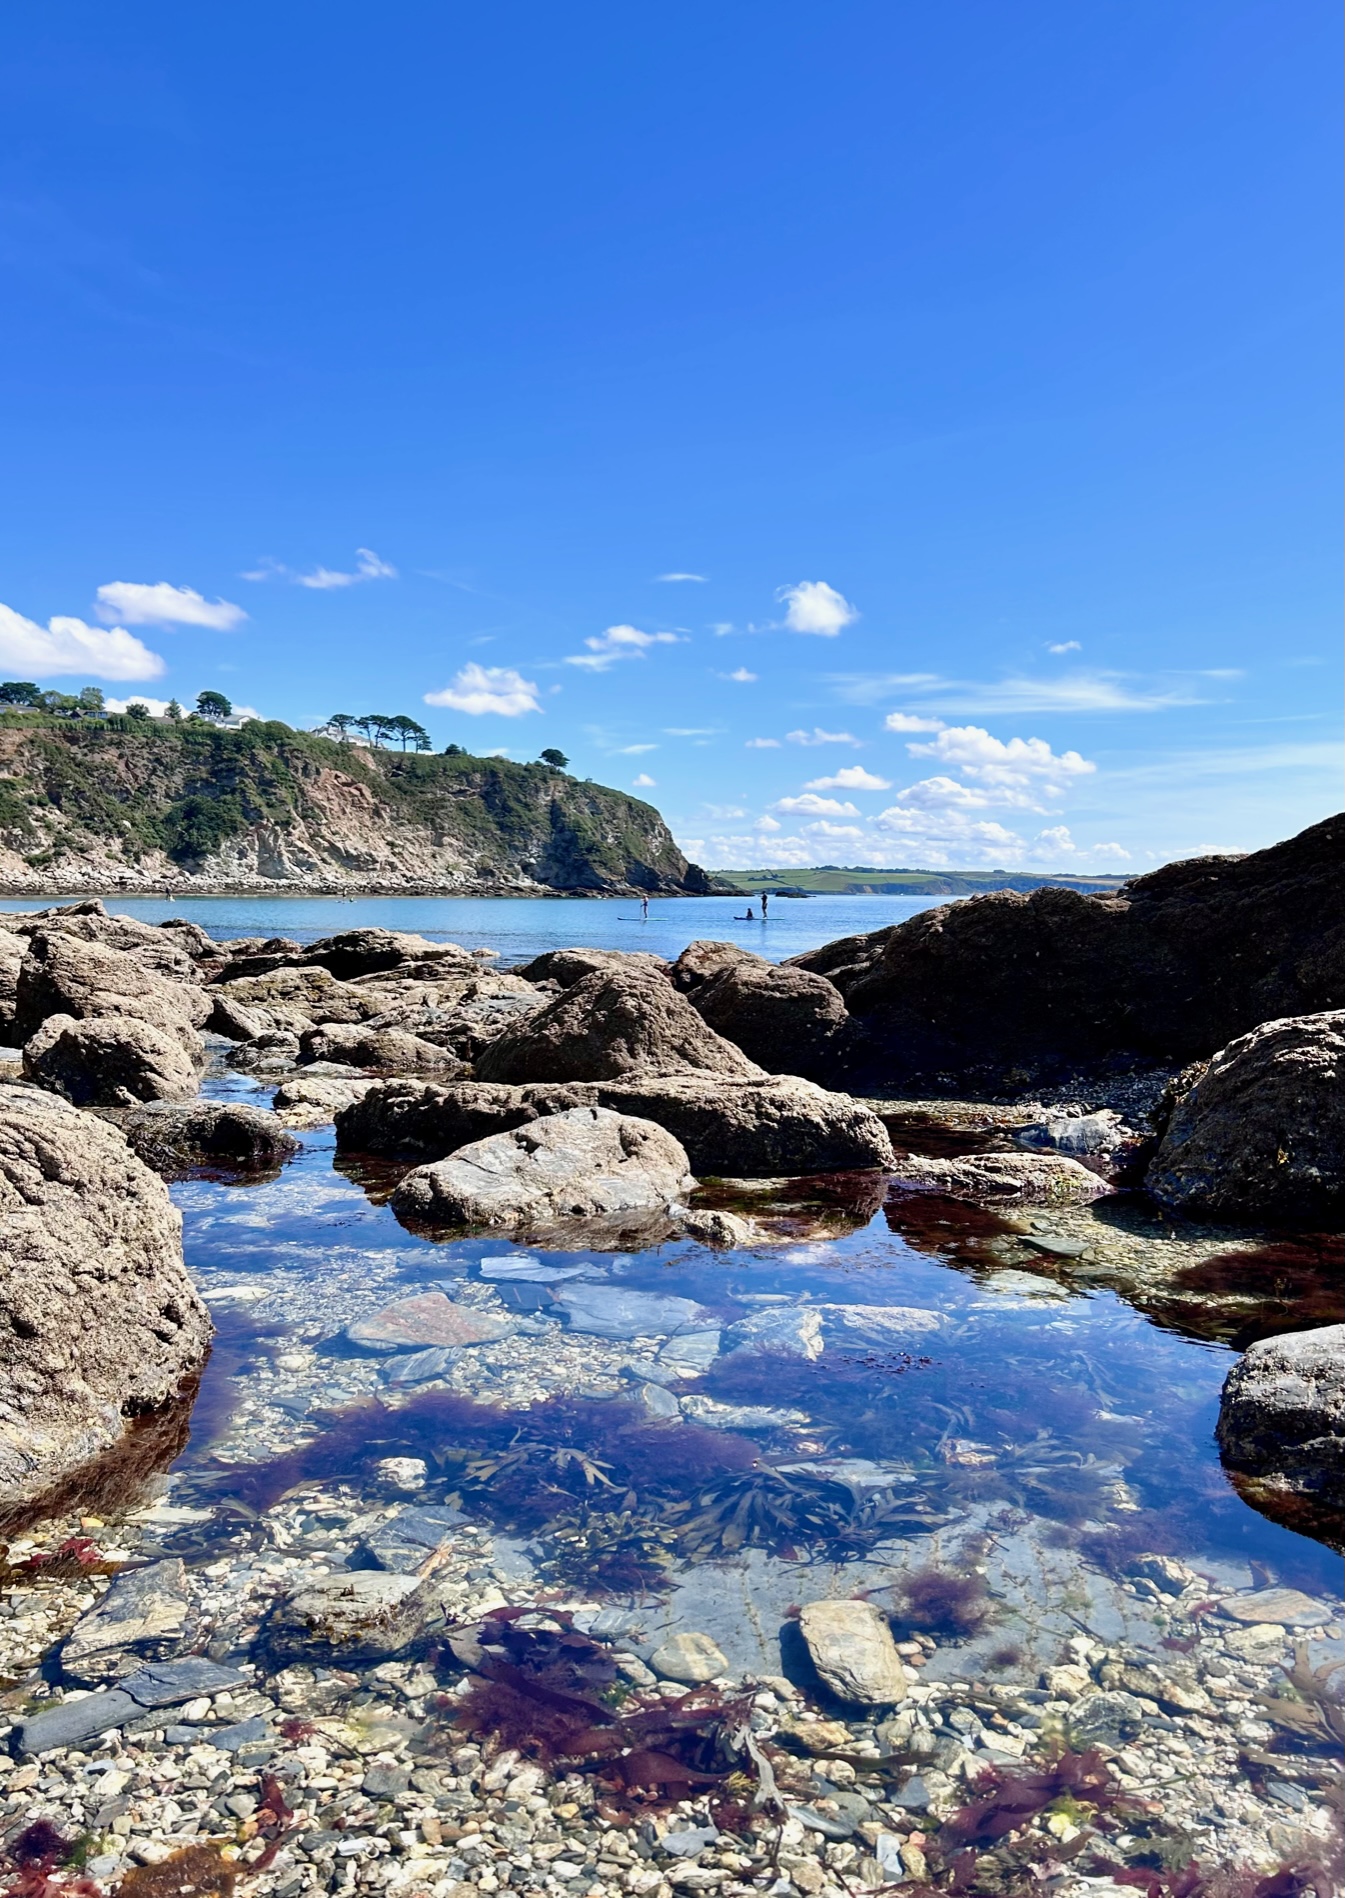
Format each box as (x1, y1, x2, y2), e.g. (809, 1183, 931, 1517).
(345, 1292, 513, 1351)
(23, 1012, 204, 1106)
(267, 1571, 434, 1662)
(650, 1631, 728, 1684)
(476, 965, 761, 1083)
(797, 1600, 909, 1705)
(119, 1100, 299, 1179)
(554, 1284, 706, 1340)
(888, 1151, 1110, 1206)
(390, 1106, 694, 1231)
(1146, 1012, 1345, 1221)
(1216, 1323, 1345, 1510)
(61, 1558, 191, 1684)
(722, 1307, 823, 1360)
(0, 1086, 210, 1506)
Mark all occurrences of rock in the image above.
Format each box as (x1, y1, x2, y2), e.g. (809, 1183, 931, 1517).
(1146, 1012, 1345, 1221)
(23, 1012, 204, 1106)
(390, 1106, 694, 1232)
(226, 1029, 302, 1073)
(1013, 1110, 1147, 1182)
(119, 1101, 299, 1179)
(267, 1571, 434, 1661)
(0, 934, 24, 1041)
(675, 1207, 760, 1245)
(383, 1345, 461, 1387)
(1217, 1587, 1332, 1628)
(272, 1073, 375, 1126)
(1216, 1324, 1345, 1510)
(61, 1559, 190, 1683)
(672, 943, 850, 1080)
(649, 1631, 728, 1684)
(888, 1151, 1111, 1206)
(15, 930, 209, 1042)
(789, 815, 1345, 1091)
(298, 1022, 468, 1076)
(117, 1657, 249, 1705)
(12, 1689, 140, 1756)
(1043, 1663, 1093, 1699)
(356, 1503, 468, 1575)
(630, 1380, 681, 1419)
(336, 1078, 600, 1157)
(658, 1330, 722, 1373)
(362, 1763, 411, 1798)
(476, 965, 761, 1083)
(213, 1715, 272, 1754)
(0, 1088, 210, 1505)
(514, 947, 671, 988)
(797, 1600, 909, 1705)
(554, 1284, 706, 1340)
(1124, 1553, 1196, 1596)
(722, 1307, 823, 1359)
(1065, 1690, 1146, 1750)
(816, 1304, 944, 1350)
(1224, 1624, 1287, 1663)
(659, 1826, 721, 1858)
(345, 1292, 514, 1351)
(210, 964, 380, 1034)
(299, 928, 477, 982)
(206, 993, 267, 1039)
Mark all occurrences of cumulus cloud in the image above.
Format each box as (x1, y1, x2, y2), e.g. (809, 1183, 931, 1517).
(805, 765, 891, 792)
(243, 549, 397, 589)
(0, 603, 165, 680)
(873, 803, 1025, 865)
(725, 667, 757, 683)
(614, 743, 658, 754)
(632, 773, 657, 787)
(786, 727, 862, 747)
(565, 625, 680, 672)
(1048, 641, 1082, 654)
(424, 663, 542, 716)
(755, 814, 782, 832)
(95, 582, 247, 631)
(745, 736, 781, 748)
(1035, 825, 1077, 855)
(1091, 841, 1132, 861)
(883, 711, 946, 733)
(772, 792, 861, 816)
(777, 580, 858, 637)
(905, 725, 1095, 804)
(655, 572, 707, 583)
(802, 820, 864, 839)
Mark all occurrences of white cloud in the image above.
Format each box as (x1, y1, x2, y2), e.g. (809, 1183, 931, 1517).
(565, 624, 680, 671)
(0, 603, 165, 680)
(745, 736, 781, 748)
(755, 814, 782, 832)
(664, 726, 718, 736)
(786, 727, 862, 747)
(1047, 641, 1082, 655)
(802, 821, 864, 839)
(891, 775, 996, 812)
(1034, 825, 1076, 854)
(244, 548, 397, 589)
(614, 743, 658, 754)
(655, 572, 707, 583)
(833, 669, 1198, 715)
(883, 711, 946, 733)
(1091, 842, 1132, 861)
(710, 622, 735, 637)
(805, 765, 892, 792)
(424, 663, 542, 717)
(873, 803, 1025, 865)
(703, 803, 747, 820)
(725, 667, 757, 683)
(777, 580, 858, 638)
(906, 725, 1095, 804)
(632, 773, 657, 787)
(772, 793, 861, 816)
(94, 582, 247, 631)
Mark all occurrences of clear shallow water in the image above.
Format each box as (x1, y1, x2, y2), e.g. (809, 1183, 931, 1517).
(0, 891, 936, 964)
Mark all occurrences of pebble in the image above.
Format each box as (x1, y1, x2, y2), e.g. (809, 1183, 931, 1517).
(650, 1631, 729, 1684)
(1220, 1588, 1334, 1628)
(346, 1292, 513, 1350)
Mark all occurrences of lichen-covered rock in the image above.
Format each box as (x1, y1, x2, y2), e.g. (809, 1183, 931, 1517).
(8, 900, 203, 983)
(888, 1150, 1111, 1206)
(391, 1105, 694, 1231)
(797, 1600, 909, 1705)
(0, 1085, 211, 1505)
(208, 964, 382, 1034)
(15, 931, 210, 1043)
(513, 947, 670, 989)
(119, 1101, 299, 1180)
(1217, 1325, 1345, 1509)
(297, 928, 478, 981)
(297, 1022, 468, 1076)
(267, 1572, 435, 1662)
(23, 1013, 204, 1106)
(476, 966, 761, 1083)
(1146, 1012, 1345, 1221)
(272, 1073, 375, 1126)
(672, 942, 849, 1080)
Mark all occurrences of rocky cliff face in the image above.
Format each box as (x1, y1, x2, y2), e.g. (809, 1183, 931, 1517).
(0, 718, 707, 895)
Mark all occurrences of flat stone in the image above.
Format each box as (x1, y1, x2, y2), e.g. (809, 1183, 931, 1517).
(362, 1764, 411, 1798)
(214, 1715, 271, 1752)
(358, 1504, 469, 1575)
(660, 1828, 720, 1858)
(979, 1269, 1072, 1300)
(61, 1558, 189, 1681)
(650, 1631, 728, 1684)
(658, 1329, 722, 1372)
(1022, 1234, 1089, 1258)
(555, 1284, 705, 1341)
(1065, 1690, 1145, 1751)
(785, 1804, 856, 1841)
(478, 1255, 595, 1283)
(383, 1346, 461, 1387)
(889, 1775, 930, 1811)
(1219, 1588, 1332, 1628)
(721, 1306, 823, 1360)
(630, 1380, 681, 1420)
(680, 1395, 809, 1433)
(269, 1570, 433, 1660)
(13, 1690, 138, 1755)
(1224, 1624, 1288, 1663)
(817, 1304, 944, 1347)
(345, 1292, 512, 1352)
(119, 1658, 248, 1708)
(797, 1600, 909, 1705)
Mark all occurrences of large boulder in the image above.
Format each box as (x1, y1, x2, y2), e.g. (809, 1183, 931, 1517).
(297, 1022, 468, 1077)
(0, 1085, 211, 1505)
(390, 1106, 694, 1231)
(119, 1101, 299, 1180)
(476, 966, 761, 1083)
(208, 964, 382, 1034)
(789, 814, 1345, 1091)
(1217, 1325, 1345, 1512)
(23, 1014, 203, 1107)
(513, 947, 671, 989)
(7, 901, 203, 985)
(337, 1073, 893, 1177)
(358, 988, 544, 1061)
(888, 1150, 1111, 1206)
(0, 932, 24, 1043)
(673, 944, 849, 1079)
(300, 928, 479, 982)
(14, 931, 209, 1045)
(1145, 1012, 1345, 1222)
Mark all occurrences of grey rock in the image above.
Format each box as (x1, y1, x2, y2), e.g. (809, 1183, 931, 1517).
(23, 1012, 204, 1106)
(119, 1657, 248, 1707)
(889, 1774, 930, 1811)
(227, 1029, 302, 1073)
(513, 948, 671, 989)
(298, 1022, 467, 1076)
(390, 1106, 694, 1232)
(345, 1292, 512, 1351)
(555, 1284, 705, 1340)
(476, 965, 761, 1084)
(119, 1100, 299, 1179)
(61, 1559, 190, 1683)
(888, 1150, 1111, 1206)
(478, 1254, 595, 1282)
(817, 1304, 944, 1350)
(628, 1380, 681, 1420)
(649, 1631, 728, 1684)
(363, 1764, 411, 1798)
(797, 1600, 910, 1706)
(592, 1073, 894, 1176)
(785, 1804, 856, 1842)
(214, 1715, 271, 1752)
(1218, 1587, 1333, 1628)
(1147, 1012, 1345, 1221)
(14, 929, 209, 1043)
(659, 1826, 720, 1858)
(272, 1073, 375, 1126)
(657, 1329, 722, 1372)
(12, 1689, 139, 1755)
(268, 1570, 434, 1661)
(357, 1503, 469, 1575)
(383, 1345, 461, 1386)
(1217, 1324, 1345, 1509)
(1065, 1690, 1146, 1750)
(0, 1097, 210, 1507)
(721, 1306, 823, 1360)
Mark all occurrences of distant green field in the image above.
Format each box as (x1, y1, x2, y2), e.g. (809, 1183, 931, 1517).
(707, 865, 1128, 897)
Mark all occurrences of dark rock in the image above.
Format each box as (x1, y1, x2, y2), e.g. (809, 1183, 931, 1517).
(1146, 1012, 1345, 1221)
(1217, 1324, 1345, 1509)
(335, 1078, 599, 1158)
(118, 1657, 249, 1706)
(0, 1092, 210, 1507)
(362, 1764, 411, 1798)
(61, 1558, 191, 1683)
(298, 1022, 468, 1076)
(267, 1571, 435, 1661)
(12, 1690, 139, 1756)
(671, 941, 849, 1080)
(475, 965, 761, 1083)
(119, 1101, 299, 1179)
(1065, 1690, 1146, 1750)
(22, 1012, 204, 1106)
(298, 929, 477, 982)
(214, 1715, 272, 1752)
(15, 930, 210, 1042)
(227, 1029, 302, 1073)
(789, 815, 1345, 1091)
(356, 1503, 469, 1574)
(513, 947, 670, 988)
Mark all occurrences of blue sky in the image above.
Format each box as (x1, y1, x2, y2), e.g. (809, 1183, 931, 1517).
(0, 1, 1338, 873)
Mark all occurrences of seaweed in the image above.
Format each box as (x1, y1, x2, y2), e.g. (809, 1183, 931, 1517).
(117, 1847, 236, 1898)
(891, 1565, 992, 1639)
(1256, 1642, 1345, 1751)
(1, 1825, 101, 1898)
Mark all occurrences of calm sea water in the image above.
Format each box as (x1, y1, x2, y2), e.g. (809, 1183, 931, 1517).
(0, 891, 936, 964)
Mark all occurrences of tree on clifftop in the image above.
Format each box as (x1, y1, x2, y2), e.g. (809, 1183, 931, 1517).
(0, 682, 41, 706)
(196, 690, 233, 721)
(539, 748, 570, 769)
